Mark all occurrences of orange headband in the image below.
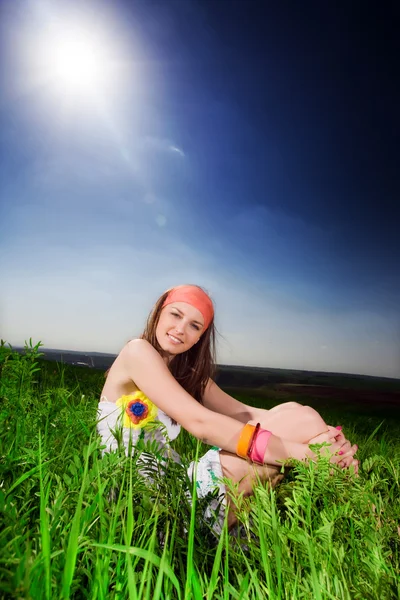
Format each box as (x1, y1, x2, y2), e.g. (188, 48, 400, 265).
(162, 286, 214, 330)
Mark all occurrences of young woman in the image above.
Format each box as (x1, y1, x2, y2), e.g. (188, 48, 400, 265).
(98, 284, 358, 536)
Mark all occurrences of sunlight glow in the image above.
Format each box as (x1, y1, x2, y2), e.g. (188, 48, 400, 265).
(35, 22, 120, 103)
(51, 36, 104, 92)
(6, 4, 137, 142)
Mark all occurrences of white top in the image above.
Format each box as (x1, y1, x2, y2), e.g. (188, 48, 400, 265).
(97, 400, 182, 464)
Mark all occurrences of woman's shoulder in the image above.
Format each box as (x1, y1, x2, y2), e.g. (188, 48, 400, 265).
(124, 338, 162, 360)
(119, 339, 165, 372)
(123, 338, 158, 357)
(126, 337, 149, 349)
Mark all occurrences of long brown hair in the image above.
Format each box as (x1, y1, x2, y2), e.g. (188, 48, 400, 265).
(141, 285, 217, 416)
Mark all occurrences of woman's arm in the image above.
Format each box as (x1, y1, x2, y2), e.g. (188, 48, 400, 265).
(121, 340, 336, 467)
(202, 379, 255, 423)
(203, 381, 328, 444)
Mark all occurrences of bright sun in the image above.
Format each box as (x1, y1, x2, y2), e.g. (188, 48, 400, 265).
(36, 24, 115, 102)
(51, 37, 103, 92)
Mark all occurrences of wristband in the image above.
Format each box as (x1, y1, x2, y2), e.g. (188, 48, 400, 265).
(247, 423, 260, 458)
(237, 423, 258, 459)
(248, 428, 272, 465)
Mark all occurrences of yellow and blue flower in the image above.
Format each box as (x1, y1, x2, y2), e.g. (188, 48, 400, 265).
(116, 392, 158, 429)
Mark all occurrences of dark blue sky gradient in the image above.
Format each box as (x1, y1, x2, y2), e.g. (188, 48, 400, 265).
(117, 0, 400, 304)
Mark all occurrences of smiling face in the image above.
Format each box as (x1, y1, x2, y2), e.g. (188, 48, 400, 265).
(155, 301, 205, 359)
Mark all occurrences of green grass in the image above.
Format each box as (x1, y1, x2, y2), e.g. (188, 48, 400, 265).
(0, 341, 399, 599)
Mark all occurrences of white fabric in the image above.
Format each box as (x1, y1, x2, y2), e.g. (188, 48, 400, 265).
(97, 400, 227, 537)
(97, 400, 181, 463)
(186, 448, 227, 536)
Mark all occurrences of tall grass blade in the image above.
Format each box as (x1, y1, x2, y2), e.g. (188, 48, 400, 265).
(5, 458, 57, 497)
(92, 542, 182, 600)
(185, 439, 201, 599)
(61, 440, 93, 598)
(206, 513, 226, 600)
(38, 432, 51, 600)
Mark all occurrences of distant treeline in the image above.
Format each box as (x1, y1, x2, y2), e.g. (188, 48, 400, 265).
(14, 346, 398, 393)
(215, 365, 400, 392)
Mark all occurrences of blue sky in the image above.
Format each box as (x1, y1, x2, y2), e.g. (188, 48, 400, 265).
(0, 0, 399, 378)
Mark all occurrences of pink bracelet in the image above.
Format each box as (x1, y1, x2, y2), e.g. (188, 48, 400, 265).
(248, 428, 272, 465)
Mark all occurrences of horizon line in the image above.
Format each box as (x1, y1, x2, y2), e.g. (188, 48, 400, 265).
(11, 344, 400, 382)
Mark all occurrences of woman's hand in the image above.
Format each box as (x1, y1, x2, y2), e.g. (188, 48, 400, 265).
(328, 426, 359, 473)
(308, 429, 345, 459)
(308, 427, 359, 474)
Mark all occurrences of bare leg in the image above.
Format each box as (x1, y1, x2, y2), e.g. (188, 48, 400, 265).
(219, 451, 284, 530)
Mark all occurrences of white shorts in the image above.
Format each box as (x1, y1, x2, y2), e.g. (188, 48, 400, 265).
(186, 447, 227, 537)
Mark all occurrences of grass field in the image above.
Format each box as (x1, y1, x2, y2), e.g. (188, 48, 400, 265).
(1, 341, 399, 599)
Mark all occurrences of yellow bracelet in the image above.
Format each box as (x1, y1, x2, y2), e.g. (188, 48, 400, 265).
(237, 423, 257, 459)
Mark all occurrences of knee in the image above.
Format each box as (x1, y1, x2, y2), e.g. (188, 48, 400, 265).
(300, 406, 327, 439)
(282, 401, 303, 411)
(302, 405, 324, 421)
